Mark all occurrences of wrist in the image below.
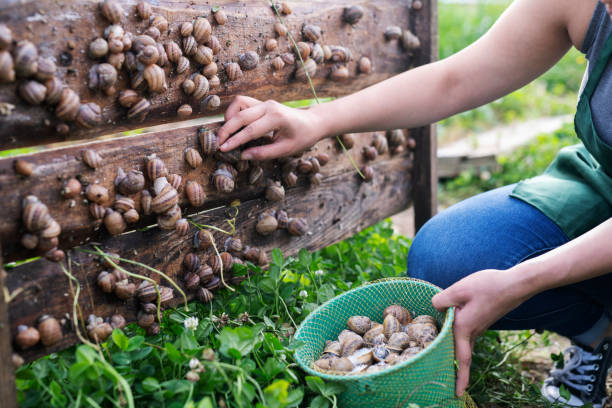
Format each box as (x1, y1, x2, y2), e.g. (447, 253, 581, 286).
(308, 102, 335, 141)
(506, 259, 554, 300)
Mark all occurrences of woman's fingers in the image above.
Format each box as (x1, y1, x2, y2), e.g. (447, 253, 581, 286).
(241, 138, 294, 161)
(454, 328, 473, 396)
(217, 103, 267, 146)
(224, 95, 261, 121)
(221, 116, 279, 153)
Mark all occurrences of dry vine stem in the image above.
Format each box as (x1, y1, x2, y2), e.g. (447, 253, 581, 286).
(270, 1, 365, 179)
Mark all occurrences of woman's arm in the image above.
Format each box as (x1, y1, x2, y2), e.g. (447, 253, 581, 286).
(217, 0, 588, 160)
(432, 217, 612, 397)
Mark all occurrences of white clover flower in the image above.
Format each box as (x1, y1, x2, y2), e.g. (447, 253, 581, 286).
(184, 316, 199, 330)
(299, 290, 308, 298)
(189, 358, 200, 370)
(314, 269, 324, 276)
(185, 370, 200, 383)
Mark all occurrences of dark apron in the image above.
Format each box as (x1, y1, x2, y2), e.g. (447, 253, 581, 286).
(511, 32, 612, 239)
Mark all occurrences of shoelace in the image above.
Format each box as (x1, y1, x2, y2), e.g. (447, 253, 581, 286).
(549, 346, 603, 393)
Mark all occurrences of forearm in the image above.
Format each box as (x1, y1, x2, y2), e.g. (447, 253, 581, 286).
(513, 218, 612, 297)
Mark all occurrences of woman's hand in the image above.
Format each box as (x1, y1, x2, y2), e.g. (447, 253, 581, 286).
(217, 96, 326, 161)
(431, 268, 532, 397)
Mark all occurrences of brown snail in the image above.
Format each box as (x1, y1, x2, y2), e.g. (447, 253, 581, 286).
(185, 180, 206, 207)
(288, 217, 307, 236)
(213, 168, 235, 193)
(15, 325, 40, 350)
(175, 218, 189, 235)
(373, 132, 389, 154)
(330, 46, 352, 63)
(176, 56, 190, 74)
(358, 57, 372, 75)
(265, 180, 285, 202)
(347, 316, 372, 335)
(87, 315, 113, 342)
(384, 26, 402, 41)
(182, 35, 197, 57)
(185, 272, 200, 291)
(76, 102, 103, 129)
(248, 166, 263, 185)
(193, 45, 214, 66)
(185, 147, 203, 168)
(401, 30, 421, 51)
(0, 51, 15, 82)
(295, 58, 317, 83)
(61, 178, 82, 199)
(202, 62, 218, 79)
(193, 17, 212, 43)
(383, 304, 412, 325)
(183, 253, 200, 272)
(118, 89, 140, 108)
(274, 22, 288, 38)
(83, 149, 103, 169)
(199, 128, 218, 156)
(104, 208, 126, 235)
(19, 80, 46, 105)
(198, 265, 214, 283)
(35, 57, 56, 81)
(194, 229, 213, 250)
(265, 39, 278, 52)
(283, 171, 297, 188)
(330, 64, 349, 82)
(302, 24, 321, 42)
(220, 252, 234, 271)
(14, 159, 34, 177)
(297, 158, 313, 174)
(38, 315, 62, 347)
(123, 209, 140, 224)
(272, 56, 285, 71)
(151, 181, 179, 214)
(182, 78, 195, 95)
(322, 45, 332, 61)
(127, 98, 151, 121)
(89, 38, 109, 59)
(197, 287, 214, 303)
(281, 53, 295, 65)
(138, 45, 159, 65)
(192, 74, 209, 101)
(114, 279, 136, 300)
(89, 63, 117, 91)
(272, 2, 292, 15)
(295, 42, 311, 60)
(90, 203, 106, 220)
(116, 168, 145, 195)
(136, 1, 152, 20)
(146, 154, 168, 180)
(362, 165, 374, 182)
(177, 104, 192, 119)
(363, 146, 378, 161)
(207, 35, 222, 55)
(111, 315, 126, 330)
(208, 255, 221, 275)
(204, 95, 221, 111)
(256, 212, 278, 236)
(213, 9, 227, 25)
(343, 5, 364, 25)
(100, 0, 123, 23)
(22, 195, 50, 232)
(275, 210, 289, 230)
(149, 15, 168, 32)
(226, 62, 243, 81)
(165, 42, 182, 64)
(144, 64, 167, 93)
(21, 233, 39, 250)
(315, 153, 329, 166)
(0, 24, 12, 50)
(14, 40, 38, 78)
(143, 26, 160, 42)
(239, 51, 259, 71)
(309, 156, 321, 173)
(224, 237, 243, 254)
(310, 173, 323, 186)
(40, 219, 61, 239)
(157, 204, 182, 230)
(311, 44, 324, 64)
(97, 270, 117, 293)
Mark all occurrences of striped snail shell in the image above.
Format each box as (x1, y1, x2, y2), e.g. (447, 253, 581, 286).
(167, 173, 182, 191)
(35, 57, 56, 81)
(192, 74, 209, 101)
(202, 62, 217, 79)
(40, 219, 61, 239)
(194, 229, 213, 250)
(197, 287, 214, 303)
(209, 75, 221, 89)
(83, 149, 102, 169)
(207, 35, 221, 55)
(19, 80, 46, 105)
(118, 89, 140, 108)
(150, 15, 168, 33)
(213, 9, 228, 25)
(44, 77, 64, 105)
(295, 58, 316, 83)
(157, 204, 181, 230)
(256, 212, 278, 236)
(212, 168, 235, 193)
(145, 154, 168, 180)
(182, 78, 195, 95)
(373, 132, 389, 154)
(140, 190, 152, 215)
(184, 147, 203, 168)
(302, 24, 321, 42)
(0, 24, 12, 50)
(100, 0, 123, 23)
(22, 198, 51, 232)
(295, 42, 310, 60)
(124, 208, 140, 224)
(248, 166, 263, 185)
(203, 95, 221, 111)
(182, 36, 197, 56)
(116, 168, 145, 195)
(311, 43, 325, 64)
(330, 46, 352, 63)
(342, 5, 364, 25)
(283, 171, 298, 188)
(76, 102, 103, 129)
(56, 88, 80, 122)
(138, 45, 159, 65)
(176, 56, 190, 74)
(183, 253, 200, 272)
(165, 41, 182, 63)
(330, 64, 349, 82)
(193, 17, 212, 43)
(238, 51, 259, 71)
(175, 218, 189, 235)
(265, 180, 285, 202)
(208, 254, 221, 275)
(185, 180, 206, 207)
(0, 51, 15, 83)
(113, 195, 136, 214)
(224, 237, 243, 254)
(104, 208, 126, 235)
(136, 1, 152, 20)
(90, 203, 106, 220)
(180, 22, 193, 37)
(288, 217, 307, 236)
(276, 210, 289, 229)
(144, 64, 167, 93)
(220, 252, 233, 271)
(199, 128, 218, 156)
(185, 272, 200, 291)
(271, 56, 285, 71)
(198, 265, 214, 283)
(193, 45, 213, 66)
(14, 40, 38, 78)
(127, 98, 150, 122)
(151, 183, 179, 214)
(225, 62, 242, 81)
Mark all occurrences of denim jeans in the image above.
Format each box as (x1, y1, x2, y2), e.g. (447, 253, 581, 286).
(407, 185, 612, 345)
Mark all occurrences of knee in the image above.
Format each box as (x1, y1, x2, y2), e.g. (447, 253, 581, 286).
(407, 217, 454, 288)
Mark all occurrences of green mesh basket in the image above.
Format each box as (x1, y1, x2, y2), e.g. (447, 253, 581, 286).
(295, 278, 476, 408)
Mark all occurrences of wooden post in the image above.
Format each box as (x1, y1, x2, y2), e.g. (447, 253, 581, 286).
(0, 246, 18, 408)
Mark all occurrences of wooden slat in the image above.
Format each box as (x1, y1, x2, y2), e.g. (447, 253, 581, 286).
(0, 0, 424, 149)
(6, 151, 413, 362)
(0, 250, 17, 408)
(0, 120, 418, 262)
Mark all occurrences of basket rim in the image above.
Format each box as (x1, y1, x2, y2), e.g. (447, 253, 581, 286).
(294, 277, 455, 382)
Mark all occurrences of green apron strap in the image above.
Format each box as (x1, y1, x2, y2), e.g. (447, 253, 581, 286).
(582, 32, 612, 98)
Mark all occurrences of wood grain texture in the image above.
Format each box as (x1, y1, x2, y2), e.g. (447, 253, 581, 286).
(0, 121, 415, 262)
(0, 0, 424, 149)
(0, 251, 17, 408)
(6, 151, 413, 362)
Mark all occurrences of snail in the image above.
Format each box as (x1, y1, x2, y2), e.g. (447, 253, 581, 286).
(185, 272, 200, 291)
(243, 246, 268, 266)
(401, 30, 421, 51)
(146, 154, 168, 180)
(208, 255, 221, 275)
(40, 219, 61, 239)
(387, 129, 406, 147)
(182, 36, 197, 56)
(339, 133, 355, 149)
(309, 156, 321, 173)
(123, 209, 140, 224)
(363, 146, 378, 161)
(107, 52, 125, 70)
(213, 9, 227, 25)
(276, 210, 289, 229)
(89, 38, 109, 59)
(38, 237, 59, 252)
(147, 323, 160, 336)
(265, 180, 285, 202)
(193, 17, 212, 43)
(283, 171, 297, 188)
(213, 168, 235, 193)
(310, 173, 323, 186)
(21, 233, 39, 250)
(224, 237, 243, 254)
(226, 62, 242, 81)
(22, 196, 51, 232)
(383, 304, 412, 325)
(281, 53, 295, 65)
(38, 315, 62, 347)
(136, 281, 158, 303)
(35, 57, 56, 81)
(180, 23, 194, 37)
(302, 24, 321, 42)
(151, 182, 179, 214)
(322, 45, 332, 61)
(118, 89, 139, 108)
(114, 196, 135, 214)
(157, 204, 182, 230)
(19, 80, 46, 105)
(202, 62, 218, 79)
(116, 168, 145, 195)
(100, 0, 123, 23)
(387, 332, 411, 353)
(89, 203, 105, 220)
(288, 217, 307, 236)
(239, 51, 259, 71)
(412, 315, 437, 326)
(104, 208, 126, 235)
(311, 44, 324, 64)
(197, 287, 214, 303)
(14, 40, 38, 78)
(104, 24, 124, 40)
(108, 38, 125, 54)
(144, 64, 167, 93)
(76, 102, 103, 129)
(248, 166, 264, 185)
(192, 74, 209, 101)
(330, 64, 349, 82)
(198, 265, 214, 283)
(373, 132, 388, 154)
(295, 42, 311, 60)
(295, 59, 317, 83)
(61, 178, 82, 199)
(343, 5, 364, 25)
(315, 153, 329, 166)
(175, 218, 189, 235)
(362, 166, 374, 182)
(133, 35, 156, 54)
(193, 45, 214, 66)
(194, 229, 213, 250)
(97, 270, 117, 293)
(347, 316, 371, 335)
(138, 44, 159, 65)
(185, 181, 206, 207)
(265, 39, 278, 52)
(183, 253, 200, 272)
(182, 78, 195, 95)
(185, 147, 203, 168)
(176, 56, 190, 74)
(330, 46, 352, 63)
(350, 348, 374, 366)
(339, 331, 364, 357)
(87, 315, 113, 342)
(0, 24, 11, 50)
(358, 57, 372, 74)
(404, 323, 438, 346)
(272, 56, 285, 71)
(384, 26, 402, 41)
(15, 325, 40, 350)
(136, 1, 152, 19)
(45, 248, 65, 263)
(89, 63, 117, 92)
(207, 35, 222, 55)
(204, 95, 221, 111)
(256, 212, 278, 236)
(323, 340, 342, 358)
(127, 98, 151, 121)
(220, 252, 234, 271)
(383, 314, 401, 338)
(165, 41, 182, 64)
(0, 51, 15, 82)
(83, 149, 103, 169)
(138, 190, 151, 216)
(274, 22, 288, 38)
(363, 324, 385, 346)
(14, 159, 34, 177)
(272, 2, 292, 15)
(177, 104, 192, 119)
(149, 15, 168, 33)
(144, 27, 160, 42)
(111, 315, 126, 330)
(199, 128, 218, 156)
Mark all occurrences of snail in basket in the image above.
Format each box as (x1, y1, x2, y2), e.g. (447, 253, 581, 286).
(313, 304, 439, 374)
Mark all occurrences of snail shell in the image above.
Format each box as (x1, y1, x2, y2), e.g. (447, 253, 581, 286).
(276, 210, 289, 229)
(226, 62, 242, 81)
(157, 44, 168, 67)
(220, 252, 233, 271)
(322, 45, 332, 61)
(400, 346, 422, 361)
(198, 265, 214, 283)
(272, 2, 292, 15)
(295, 42, 311, 60)
(208, 255, 221, 275)
(111, 314, 126, 330)
(283, 171, 297, 188)
(347, 316, 372, 335)
(363, 324, 386, 346)
(168, 173, 183, 191)
(136, 281, 157, 303)
(372, 344, 389, 363)
(324, 340, 342, 357)
(182, 78, 195, 95)
(265, 38, 278, 52)
(90, 203, 106, 220)
(146, 155, 168, 180)
(311, 44, 325, 64)
(192, 74, 209, 101)
(180, 22, 194, 37)
(127, 98, 151, 121)
(76, 102, 102, 129)
(97, 271, 116, 293)
(108, 38, 124, 54)
(339, 133, 355, 149)
(239, 51, 259, 71)
(61, 178, 82, 199)
(265, 180, 285, 202)
(107, 52, 125, 70)
(349, 348, 373, 366)
(199, 128, 218, 156)
(207, 35, 222, 55)
(35, 57, 56, 81)
(272, 56, 285, 71)
(288, 217, 307, 236)
(214, 9, 227, 25)
(118, 89, 140, 108)
(105, 24, 124, 40)
(19, 80, 46, 105)
(157, 204, 181, 230)
(176, 56, 190, 74)
(202, 62, 218, 79)
(104, 208, 126, 235)
(15, 325, 40, 350)
(125, 52, 138, 72)
(116, 168, 145, 195)
(224, 237, 243, 254)
(133, 35, 156, 54)
(343, 5, 364, 25)
(185, 180, 206, 207)
(331, 357, 354, 372)
(213, 169, 235, 193)
(38, 237, 59, 252)
(138, 311, 155, 329)
(151, 183, 179, 214)
(22, 198, 51, 232)
(340, 333, 364, 357)
(193, 45, 214, 66)
(383, 314, 402, 338)
(165, 41, 182, 63)
(40, 219, 61, 239)
(358, 57, 372, 74)
(295, 58, 317, 82)
(147, 323, 160, 336)
(330, 64, 349, 82)
(314, 356, 336, 371)
(363, 146, 378, 161)
(183, 253, 200, 272)
(0, 51, 15, 82)
(297, 158, 313, 174)
(302, 24, 321, 42)
(88, 64, 117, 91)
(330, 46, 352, 63)
(309, 157, 321, 173)
(82, 149, 103, 169)
(204, 95, 221, 111)
(115, 280, 136, 300)
(0, 24, 12, 50)
(404, 323, 438, 346)
(362, 166, 374, 182)
(197, 287, 214, 303)
(248, 166, 263, 185)
(100, 0, 123, 23)
(138, 44, 159, 65)
(412, 315, 437, 326)
(14, 40, 38, 78)
(182, 36, 197, 56)
(184, 147, 203, 168)
(185, 272, 200, 291)
(401, 30, 421, 51)
(193, 17, 212, 43)
(373, 132, 389, 154)
(274, 22, 288, 37)
(87, 317, 113, 343)
(281, 53, 295, 65)
(256, 213, 278, 235)
(137, 1, 152, 20)
(150, 15, 168, 32)
(114, 195, 135, 213)
(21, 233, 39, 250)
(309, 173, 322, 186)
(194, 229, 213, 250)
(15, 159, 34, 177)
(383, 304, 412, 325)
(139, 190, 152, 215)
(384, 26, 402, 41)
(144, 64, 167, 93)
(387, 332, 411, 352)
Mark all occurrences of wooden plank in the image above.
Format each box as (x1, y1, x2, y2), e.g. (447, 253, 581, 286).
(0, 249, 18, 408)
(0, 0, 425, 149)
(411, 0, 437, 231)
(0, 121, 416, 262)
(6, 151, 414, 362)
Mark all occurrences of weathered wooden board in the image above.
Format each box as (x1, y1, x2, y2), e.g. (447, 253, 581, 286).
(0, 254, 17, 408)
(0, 0, 425, 149)
(7, 151, 413, 361)
(0, 121, 416, 262)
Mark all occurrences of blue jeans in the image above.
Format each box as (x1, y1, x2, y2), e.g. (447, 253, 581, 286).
(407, 185, 612, 344)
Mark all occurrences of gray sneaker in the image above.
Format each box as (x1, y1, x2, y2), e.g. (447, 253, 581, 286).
(541, 337, 612, 408)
